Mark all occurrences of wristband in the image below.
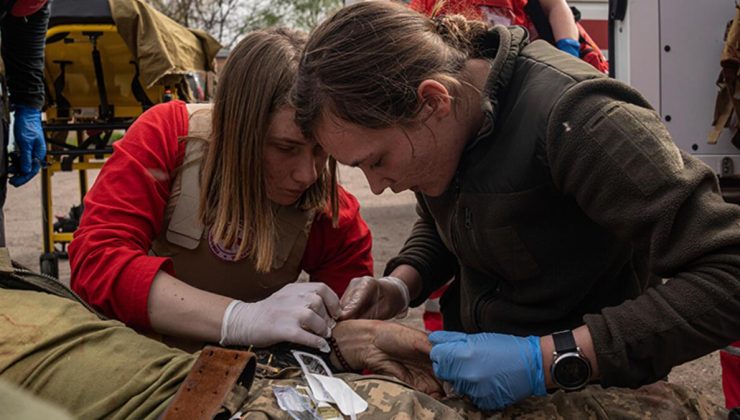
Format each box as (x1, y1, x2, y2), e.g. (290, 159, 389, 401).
(219, 299, 243, 346)
(328, 336, 354, 372)
(383, 276, 410, 318)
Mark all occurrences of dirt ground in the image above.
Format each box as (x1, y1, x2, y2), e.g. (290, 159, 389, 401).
(3, 164, 725, 408)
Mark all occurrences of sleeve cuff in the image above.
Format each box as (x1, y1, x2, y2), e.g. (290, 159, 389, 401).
(117, 256, 174, 332)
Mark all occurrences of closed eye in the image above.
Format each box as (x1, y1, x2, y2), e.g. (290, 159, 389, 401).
(276, 145, 298, 153)
(369, 156, 383, 170)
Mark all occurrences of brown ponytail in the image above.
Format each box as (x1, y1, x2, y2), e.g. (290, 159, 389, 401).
(294, 0, 491, 137)
(432, 14, 490, 58)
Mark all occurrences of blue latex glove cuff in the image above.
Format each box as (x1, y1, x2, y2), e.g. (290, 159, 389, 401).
(555, 38, 580, 58)
(11, 105, 46, 187)
(429, 331, 546, 411)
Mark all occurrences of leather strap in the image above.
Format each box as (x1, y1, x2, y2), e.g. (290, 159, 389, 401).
(162, 346, 257, 420)
(552, 330, 578, 354)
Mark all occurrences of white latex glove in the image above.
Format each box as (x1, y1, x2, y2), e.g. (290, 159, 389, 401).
(219, 282, 341, 352)
(338, 276, 410, 320)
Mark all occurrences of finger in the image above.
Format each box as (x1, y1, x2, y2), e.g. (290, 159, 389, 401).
(429, 343, 456, 372)
(415, 334, 433, 356)
(299, 308, 332, 338)
(338, 290, 365, 320)
(9, 172, 34, 187)
(17, 140, 33, 174)
(288, 327, 331, 353)
(338, 277, 371, 308)
(339, 282, 376, 320)
(310, 283, 341, 319)
(305, 292, 329, 321)
(414, 370, 445, 398)
(429, 353, 452, 381)
(428, 330, 467, 345)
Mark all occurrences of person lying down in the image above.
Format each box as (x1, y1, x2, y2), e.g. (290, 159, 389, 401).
(0, 279, 723, 419)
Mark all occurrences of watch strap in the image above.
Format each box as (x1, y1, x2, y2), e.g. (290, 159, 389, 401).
(552, 330, 577, 354)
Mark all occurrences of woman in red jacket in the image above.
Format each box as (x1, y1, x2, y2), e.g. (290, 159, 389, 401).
(409, 0, 608, 74)
(68, 28, 373, 353)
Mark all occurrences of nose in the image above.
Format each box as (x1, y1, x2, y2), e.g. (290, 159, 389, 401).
(364, 170, 390, 195)
(292, 152, 319, 187)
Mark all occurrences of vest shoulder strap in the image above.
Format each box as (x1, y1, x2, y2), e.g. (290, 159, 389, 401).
(165, 104, 212, 249)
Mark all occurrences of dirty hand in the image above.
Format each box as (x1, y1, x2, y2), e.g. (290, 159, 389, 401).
(338, 276, 410, 320)
(429, 331, 546, 411)
(219, 282, 341, 351)
(331, 319, 444, 398)
(10, 105, 46, 187)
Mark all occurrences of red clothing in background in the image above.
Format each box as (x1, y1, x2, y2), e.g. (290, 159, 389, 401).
(69, 101, 373, 331)
(408, 0, 609, 74)
(6, 0, 47, 17)
(723, 342, 740, 408)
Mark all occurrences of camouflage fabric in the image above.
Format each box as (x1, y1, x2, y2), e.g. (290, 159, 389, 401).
(240, 363, 725, 419)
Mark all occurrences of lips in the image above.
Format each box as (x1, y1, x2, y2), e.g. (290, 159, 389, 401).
(286, 188, 305, 196)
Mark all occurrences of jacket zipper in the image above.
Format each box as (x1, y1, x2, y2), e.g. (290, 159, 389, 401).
(449, 175, 462, 253)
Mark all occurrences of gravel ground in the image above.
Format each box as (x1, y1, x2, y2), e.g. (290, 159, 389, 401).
(3, 164, 726, 408)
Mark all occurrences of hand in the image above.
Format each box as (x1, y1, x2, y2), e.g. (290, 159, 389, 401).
(555, 38, 580, 58)
(429, 331, 546, 411)
(219, 282, 341, 351)
(10, 105, 46, 187)
(338, 276, 409, 320)
(332, 320, 444, 398)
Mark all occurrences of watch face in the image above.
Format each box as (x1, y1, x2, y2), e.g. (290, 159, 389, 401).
(553, 353, 591, 390)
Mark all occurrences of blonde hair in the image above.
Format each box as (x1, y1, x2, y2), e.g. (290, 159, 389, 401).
(200, 28, 337, 272)
(294, 1, 489, 136)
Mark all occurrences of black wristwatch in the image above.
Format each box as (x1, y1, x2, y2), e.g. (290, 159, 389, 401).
(551, 330, 592, 391)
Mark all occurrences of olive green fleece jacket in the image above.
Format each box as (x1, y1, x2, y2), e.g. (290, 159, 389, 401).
(385, 26, 740, 388)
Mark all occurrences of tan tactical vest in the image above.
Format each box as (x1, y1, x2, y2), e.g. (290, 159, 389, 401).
(709, 3, 740, 150)
(150, 104, 315, 304)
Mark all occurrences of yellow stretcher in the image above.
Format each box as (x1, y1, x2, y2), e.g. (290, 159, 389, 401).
(40, 0, 220, 277)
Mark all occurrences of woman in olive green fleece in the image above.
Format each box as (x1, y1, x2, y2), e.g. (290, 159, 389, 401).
(293, 0, 740, 412)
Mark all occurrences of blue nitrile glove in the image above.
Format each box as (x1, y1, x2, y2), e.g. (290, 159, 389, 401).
(555, 38, 580, 58)
(429, 331, 546, 411)
(10, 105, 46, 187)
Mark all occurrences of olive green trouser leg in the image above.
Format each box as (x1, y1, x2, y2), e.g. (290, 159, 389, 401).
(0, 289, 195, 420)
(0, 378, 73, 419)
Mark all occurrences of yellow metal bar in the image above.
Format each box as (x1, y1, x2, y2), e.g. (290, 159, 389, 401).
(42, 168, 55, 253)
(51, 233, 75, 243)
(46, 160, 107, 172)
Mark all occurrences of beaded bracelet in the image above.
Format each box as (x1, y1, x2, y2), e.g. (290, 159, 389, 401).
(327, 336, 353, 372)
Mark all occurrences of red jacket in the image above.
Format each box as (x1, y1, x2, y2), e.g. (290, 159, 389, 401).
(69, 101, 373, 331)
(723, 341, 740, 408)
(408, 0, 609, 73)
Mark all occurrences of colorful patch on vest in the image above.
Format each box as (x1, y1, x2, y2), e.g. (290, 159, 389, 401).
(207, 226, 248, 262)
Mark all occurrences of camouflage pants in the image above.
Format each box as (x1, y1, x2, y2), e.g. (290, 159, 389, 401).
(241, 367, 725, 419)
(0, 288, 726, 419)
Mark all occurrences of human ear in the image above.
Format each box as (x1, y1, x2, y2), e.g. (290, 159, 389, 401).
(416, 79, 452, 121)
